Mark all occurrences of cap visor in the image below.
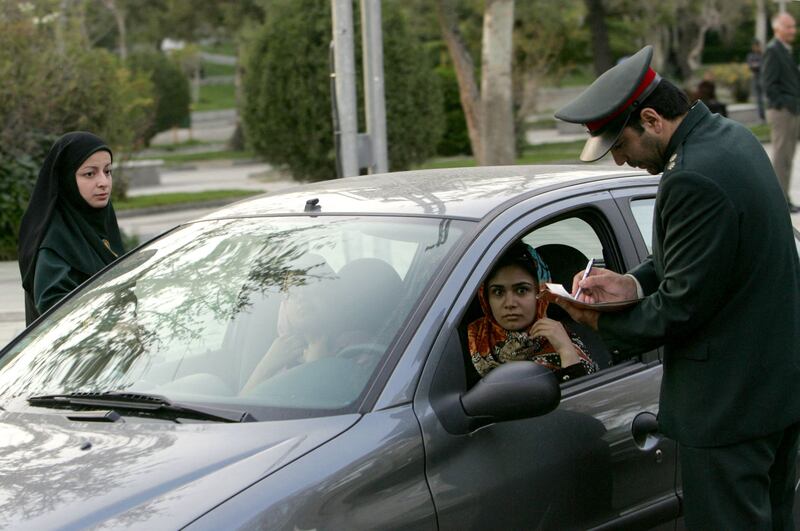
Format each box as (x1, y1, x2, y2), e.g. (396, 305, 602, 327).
(579, 112, 630, 162)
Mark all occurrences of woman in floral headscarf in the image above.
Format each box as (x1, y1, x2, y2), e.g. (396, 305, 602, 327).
(467, 242, 597, 383)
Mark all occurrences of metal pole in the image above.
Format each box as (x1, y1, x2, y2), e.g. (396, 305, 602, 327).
(331, 0, 359, 177)
(360, 0, 388, 174)
(756, 0, 767, 46)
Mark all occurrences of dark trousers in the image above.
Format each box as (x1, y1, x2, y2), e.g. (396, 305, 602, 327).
(679, 421, 800, 531)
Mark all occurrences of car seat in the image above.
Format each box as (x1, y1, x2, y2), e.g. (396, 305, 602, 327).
(333, 257, 404, 351)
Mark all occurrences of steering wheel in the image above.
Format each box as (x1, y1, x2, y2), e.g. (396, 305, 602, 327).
(335, 343, 387, 360)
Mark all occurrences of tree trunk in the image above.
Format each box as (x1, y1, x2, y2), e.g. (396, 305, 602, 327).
(436, 0, 482, 162)
(480, 0, 515, 165)
(584, 0, 614, 76)
(103, 0, 128, 60)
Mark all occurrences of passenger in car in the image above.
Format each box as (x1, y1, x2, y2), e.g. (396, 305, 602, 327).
(241, 257, 341, 392)
(467, 242, 597, 383)
(242, 256, 404, 393)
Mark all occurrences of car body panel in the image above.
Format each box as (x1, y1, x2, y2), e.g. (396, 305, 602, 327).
(185, 405, 436, 530)
(0, 409, 359, 529)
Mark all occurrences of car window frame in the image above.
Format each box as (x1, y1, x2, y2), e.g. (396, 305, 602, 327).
(420, 188, 661, 402)
(610, 186, 660, 263)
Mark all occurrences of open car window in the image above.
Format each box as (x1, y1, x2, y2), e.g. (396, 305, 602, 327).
(459, 209, 628, 390)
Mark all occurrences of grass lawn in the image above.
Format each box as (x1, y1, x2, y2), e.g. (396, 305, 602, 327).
(154, 149, 256, 166)
(140, 139, 211, 152)
(115, 189, 260, 211)
(202, 61, 236, 77)
(749, 122, 770, 143)
(193, 83, 236, 112)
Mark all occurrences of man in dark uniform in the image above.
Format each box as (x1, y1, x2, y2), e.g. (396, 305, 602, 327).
(553, 45, 800, 529)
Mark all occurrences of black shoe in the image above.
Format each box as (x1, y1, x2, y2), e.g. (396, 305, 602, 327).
(789, 202, 800, 214)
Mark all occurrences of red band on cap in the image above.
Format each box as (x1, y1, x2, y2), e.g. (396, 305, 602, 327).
(585, 68, 658, 133)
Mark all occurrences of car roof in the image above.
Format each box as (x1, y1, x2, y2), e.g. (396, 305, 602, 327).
(199, 164, 651, 221)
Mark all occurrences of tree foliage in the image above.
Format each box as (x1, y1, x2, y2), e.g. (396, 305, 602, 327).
(241, 0, 333, 181)
(242, 0, 444, 180)
(380, 3, 444, 170)
(127, 50, 191, 143)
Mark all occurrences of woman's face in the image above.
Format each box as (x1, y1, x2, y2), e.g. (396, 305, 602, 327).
(486, 264, 538, 331)
(75, 150, 113, 208)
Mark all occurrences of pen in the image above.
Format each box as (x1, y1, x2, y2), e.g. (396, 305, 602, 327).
(574, 258, 595, 300)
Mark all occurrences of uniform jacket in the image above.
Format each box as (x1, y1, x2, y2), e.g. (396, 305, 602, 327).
(599, 102, 800, 447)
(762, 38, 800, 113)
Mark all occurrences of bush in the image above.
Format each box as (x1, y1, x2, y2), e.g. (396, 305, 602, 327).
(0, 135, 54, 260)
(241, 0, 333, 181)
(127, 50, 192, 143)
(708, 63, 752, 103)
(242, 0, 444, 180)
(380, 3, 444, 169)
(0, 18, 154, 156)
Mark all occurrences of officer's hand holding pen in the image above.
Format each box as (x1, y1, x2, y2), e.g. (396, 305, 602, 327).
(570, 267, 638, 304)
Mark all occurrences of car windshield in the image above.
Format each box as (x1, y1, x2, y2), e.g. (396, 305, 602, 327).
(0, 216, 469, 420)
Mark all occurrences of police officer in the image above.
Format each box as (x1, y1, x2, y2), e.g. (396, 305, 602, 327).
(553, 45, 800, 530)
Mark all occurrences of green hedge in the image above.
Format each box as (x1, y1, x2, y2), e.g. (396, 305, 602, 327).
(0, 137, 54, 260)
(128, 51, 192, 143)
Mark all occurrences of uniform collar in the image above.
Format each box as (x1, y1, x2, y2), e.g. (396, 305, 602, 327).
(662, 101, 710, 166)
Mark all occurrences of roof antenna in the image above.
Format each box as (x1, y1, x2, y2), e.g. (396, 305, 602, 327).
(304, 198, 321, 213)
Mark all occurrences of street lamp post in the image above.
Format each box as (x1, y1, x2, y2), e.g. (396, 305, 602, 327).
(330, 0, 388, 177)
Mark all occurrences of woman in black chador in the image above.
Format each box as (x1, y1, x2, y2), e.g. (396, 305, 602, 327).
(18, 131, 123, 325)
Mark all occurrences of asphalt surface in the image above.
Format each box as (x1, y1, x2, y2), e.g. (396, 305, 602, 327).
(1, 139, 799, 349)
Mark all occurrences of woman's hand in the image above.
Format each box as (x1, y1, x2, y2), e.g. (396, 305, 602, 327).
(529, 318, 580, 366)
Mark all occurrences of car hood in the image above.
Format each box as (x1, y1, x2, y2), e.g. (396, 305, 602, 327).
(0, 409, 360, 530)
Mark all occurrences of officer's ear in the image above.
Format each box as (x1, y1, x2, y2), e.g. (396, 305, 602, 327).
(639, 108, 662, 133)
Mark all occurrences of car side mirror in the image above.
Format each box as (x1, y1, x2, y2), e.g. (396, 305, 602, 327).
(461, 361, 560, 426)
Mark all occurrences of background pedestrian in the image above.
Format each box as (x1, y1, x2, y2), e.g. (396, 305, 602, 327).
(762, 12, 800, 213)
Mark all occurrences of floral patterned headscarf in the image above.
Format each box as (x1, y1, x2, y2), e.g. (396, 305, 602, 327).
(466, 243, 591, 377)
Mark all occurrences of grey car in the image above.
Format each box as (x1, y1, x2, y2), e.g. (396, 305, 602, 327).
(0, 165, 798, 530)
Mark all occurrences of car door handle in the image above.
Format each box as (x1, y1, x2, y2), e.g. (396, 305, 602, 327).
(631, 411, 663, 452)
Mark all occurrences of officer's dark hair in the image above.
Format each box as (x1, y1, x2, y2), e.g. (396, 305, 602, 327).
(628, 79, 690, 133)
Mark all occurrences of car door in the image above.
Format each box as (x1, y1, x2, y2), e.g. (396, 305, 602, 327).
(413, 189, 680, 530)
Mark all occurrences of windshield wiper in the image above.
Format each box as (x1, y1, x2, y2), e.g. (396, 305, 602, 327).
(27, 391, 256, 423)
